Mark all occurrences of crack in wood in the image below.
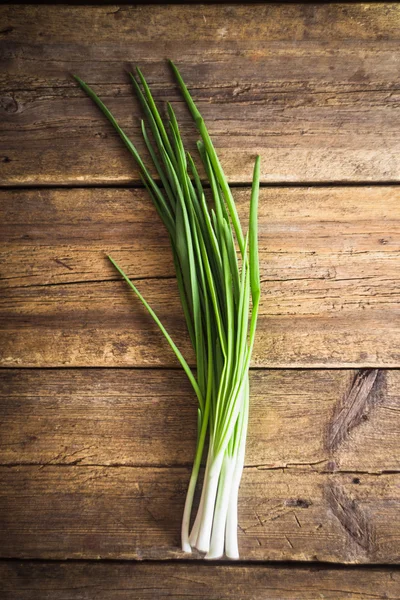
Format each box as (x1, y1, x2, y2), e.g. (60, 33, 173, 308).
(327, 369, 384, 452)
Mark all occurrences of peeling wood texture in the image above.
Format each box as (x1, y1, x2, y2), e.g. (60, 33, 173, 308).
(2, 186, 400, 368)
(1, 4, 400, 185)
(1, 562, 400, 600)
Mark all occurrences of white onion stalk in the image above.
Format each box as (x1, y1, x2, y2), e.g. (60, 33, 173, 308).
(75, 60, 260, 559)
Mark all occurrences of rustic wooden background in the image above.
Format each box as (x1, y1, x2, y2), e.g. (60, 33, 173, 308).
(1, 3, 400, 598)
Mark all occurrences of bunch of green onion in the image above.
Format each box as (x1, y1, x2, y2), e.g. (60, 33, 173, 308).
(75, 62, 260, 559)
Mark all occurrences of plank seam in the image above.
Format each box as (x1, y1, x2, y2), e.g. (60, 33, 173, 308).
(1, 367, 400, 371)
(2, 181, 400, 191)
(0, 558, 398, 569)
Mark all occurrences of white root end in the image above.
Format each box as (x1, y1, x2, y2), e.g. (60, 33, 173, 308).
(206, 455, 234, 559)
(189, 514, 200, 548)
(184, 378, 250, 559)
(225, 488, 239, 559)
(225, 381, 249, 560)
(181, 501, 194, 553)
(195, 453, 224, 553)
(181, 461, 202, 553)
(225, 546, 239, 560)
(189, 445, 212, 547)
(181, 541, 192, 554)
(204, 549, 223, 560)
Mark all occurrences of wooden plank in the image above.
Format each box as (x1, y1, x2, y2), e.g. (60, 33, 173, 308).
(0, 368, 398, 474)
(3, 278, 400, 368)
(1, 4, 400, 185)
(3, 186, 400, 287)
(0, 465, 399, 562)
(1, 562, 399, 600)
(0, 366, 399, 563)
(2, 186, 400, 368)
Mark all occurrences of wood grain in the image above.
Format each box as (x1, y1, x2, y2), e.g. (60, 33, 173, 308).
(1, 2, 400, 578)
(2, 562, 399, 600)
(328, 369, 381, 452)
(0, 367, 399, 562)
(1, 186, 400, 368)
(0, 465, 399, 562)
(0, 368, 399, 474)
(1, 4, 400, 185)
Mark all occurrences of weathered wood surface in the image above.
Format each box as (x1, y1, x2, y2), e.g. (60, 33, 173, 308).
(3, 186, 400, 287)
(2, 562, 399, 600)
(1, 1, 400, 581)
(0, 368, 398, 474)
(0, 367, 399, 563)
(1, 4, 400, 185)
(0, 466, 399, 562)
(2, 186, 400, 368)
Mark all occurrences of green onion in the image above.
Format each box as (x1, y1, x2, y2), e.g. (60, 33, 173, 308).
(75, 63, 260, 560)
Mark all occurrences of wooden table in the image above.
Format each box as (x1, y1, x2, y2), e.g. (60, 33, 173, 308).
(1, 3, 400, 598)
